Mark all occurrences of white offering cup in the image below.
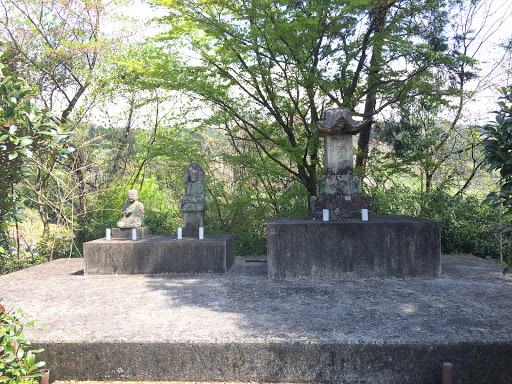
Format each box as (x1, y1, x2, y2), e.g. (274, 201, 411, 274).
(322, 209, 329, 222)
(131, 228, 137, 240)
(177, 227, 183, 239)
(361, 209, 369, 221)
(199, 227, 204, 240)
(106, 228, 111, 241)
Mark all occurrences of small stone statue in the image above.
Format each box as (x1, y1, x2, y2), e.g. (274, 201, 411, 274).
(117, 189, 144, 228)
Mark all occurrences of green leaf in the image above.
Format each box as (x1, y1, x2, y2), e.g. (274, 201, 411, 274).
(497, 227, 512, 236)
(58, 147, 75, 154)
(18, 138, 33, 147)
(8, 124, 16, 135)
(18, 148, 33, 157)
(8, 151, 18, 160)
(28, 361, 46, 373)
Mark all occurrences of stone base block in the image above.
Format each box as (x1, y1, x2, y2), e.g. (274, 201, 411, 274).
(111, 226, 150, 239)
(84, 234, 234, 275)
(310, 194, 374, 220)
(267, 215, 441, 279)
(319, 173, 362, 195)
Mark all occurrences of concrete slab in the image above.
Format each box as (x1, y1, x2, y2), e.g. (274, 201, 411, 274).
(0, 255, 511, 383)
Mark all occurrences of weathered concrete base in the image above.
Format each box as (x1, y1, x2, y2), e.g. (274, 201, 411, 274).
(111, 226, 150, 239)
(1, 255, 512, 383)
(34, 341, 512, 384)
(310, 194, 374, 220)
(267, 215, 440, 279)
(84, 234, 234, 275)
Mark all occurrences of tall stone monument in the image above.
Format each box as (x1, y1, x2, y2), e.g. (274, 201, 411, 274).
(266, 109, 441, 280)
(310, 109, 373, 219)
(179, 162, 210, 237)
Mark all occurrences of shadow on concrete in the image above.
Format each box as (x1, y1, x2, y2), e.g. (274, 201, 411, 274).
(141, 255, 512, 344)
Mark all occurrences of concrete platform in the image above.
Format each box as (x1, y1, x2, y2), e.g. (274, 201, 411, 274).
(1, 255, 512, 383)
(267, 215, 441, 279)
(84, 235, 234, 275)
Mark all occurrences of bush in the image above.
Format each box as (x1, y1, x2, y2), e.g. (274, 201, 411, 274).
(371, 185, 502, 258)
(0, 309, 45, 384)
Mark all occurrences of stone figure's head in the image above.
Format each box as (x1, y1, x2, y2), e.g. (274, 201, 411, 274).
(186, 161, 203, 183)
(127, 189, 139, 203)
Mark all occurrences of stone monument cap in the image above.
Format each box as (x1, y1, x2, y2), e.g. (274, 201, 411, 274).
(313, 108, 370, 137)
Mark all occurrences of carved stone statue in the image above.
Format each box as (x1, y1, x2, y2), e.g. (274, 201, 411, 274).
(117, 189, 144, 228)
(179, 162, 209, 237)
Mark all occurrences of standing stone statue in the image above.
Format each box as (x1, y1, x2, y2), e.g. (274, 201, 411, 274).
(179, 162, 209, 237)
(117, 189, 144, 228)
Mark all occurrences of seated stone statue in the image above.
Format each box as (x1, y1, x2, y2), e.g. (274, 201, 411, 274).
(117, 189, 144, 228)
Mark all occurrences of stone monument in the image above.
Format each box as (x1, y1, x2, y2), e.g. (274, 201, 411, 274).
(266, 109, 441, 279)
(112, 189, 150, 238)
(179, 162, 210, 237)
(309, 109, 373, 219)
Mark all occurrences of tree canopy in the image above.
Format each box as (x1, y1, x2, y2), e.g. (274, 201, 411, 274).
(119, 0, 469, 195)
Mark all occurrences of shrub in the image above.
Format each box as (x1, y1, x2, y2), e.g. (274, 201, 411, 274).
(0, 309, 45, 384)
(371, 185, 501, 258)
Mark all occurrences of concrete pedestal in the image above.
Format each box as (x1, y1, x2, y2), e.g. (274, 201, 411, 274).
(267, 215, 441, 279)
(84, 234, 234, 275)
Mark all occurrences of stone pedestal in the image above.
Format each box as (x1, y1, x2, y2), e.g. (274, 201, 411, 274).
(111, 226, 150, 239)
(182, 211, 206, 237)
(310, 195, 373, 220)
(84, 234, 234, 275)
(267, 216, 441, 279)
(179, 202, 209, 237)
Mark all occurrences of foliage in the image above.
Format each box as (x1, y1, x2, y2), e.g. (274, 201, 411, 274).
(372, 112, 484, 194)
(0, 309, 45, 384)
(207, 172, 308, 255)
(371, 185, 501, 258)
(121, 0, 466, 196)
(0, 53, 70, 261)
(0, 0, 139, 252)
(482, 85, 512, 273)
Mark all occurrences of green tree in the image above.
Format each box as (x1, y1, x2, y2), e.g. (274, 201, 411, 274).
(121, 0, 465, 196)
(0, 53, 70, 264)
(482, 85, 512, 272)
(0, 0, 137, 247)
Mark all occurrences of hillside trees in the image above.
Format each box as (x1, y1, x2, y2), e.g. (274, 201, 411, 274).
(370, 0, 512, 195)
(0, 55, 70, 266)
(120, 0, 470, 196)
(0, 0, 135, 246)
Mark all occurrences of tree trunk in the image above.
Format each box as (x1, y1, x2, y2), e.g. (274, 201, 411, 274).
(355, 3, 387, 170)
